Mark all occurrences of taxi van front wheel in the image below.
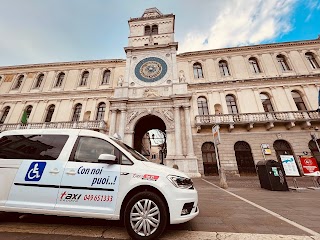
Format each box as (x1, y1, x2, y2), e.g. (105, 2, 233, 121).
(124, 191, 168, 240)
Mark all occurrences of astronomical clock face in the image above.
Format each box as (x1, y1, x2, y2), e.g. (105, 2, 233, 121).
(135, 57, 167, 83)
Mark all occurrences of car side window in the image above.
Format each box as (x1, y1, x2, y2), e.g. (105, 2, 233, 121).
(121, 154, 133, 165)
(72, 137, 116, 163)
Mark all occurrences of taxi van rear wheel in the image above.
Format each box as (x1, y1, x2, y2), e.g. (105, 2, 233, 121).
(124, 191, 168, 240)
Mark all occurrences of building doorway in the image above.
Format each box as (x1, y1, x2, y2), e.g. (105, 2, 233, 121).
(273, 140, 294, 162)
(134, 115, 166, 164)
(308, 139, 320, 168)
(201, 142, 218, 175)
(234, 141, 256, 175)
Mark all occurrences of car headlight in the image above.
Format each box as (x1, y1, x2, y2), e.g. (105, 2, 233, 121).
(167, 175, 194, 189)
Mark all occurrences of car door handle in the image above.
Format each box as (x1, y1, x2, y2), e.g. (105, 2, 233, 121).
(49, 168, 60, 174)
(121, 172, 129, 175)
(66, 170, 76, 175)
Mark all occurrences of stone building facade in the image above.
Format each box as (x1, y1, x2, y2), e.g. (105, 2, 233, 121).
(1, 8, 320, 177)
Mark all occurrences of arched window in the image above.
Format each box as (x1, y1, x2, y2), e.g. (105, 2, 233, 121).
(35, 74, 44, 88)
(13, 75, 24, 89)
(45, 105, 55, 122)
(152, 25, 158, 34)
(72, 104, 82, 122)
(197, 97, 209, 115)
(273, 140, 295, 162)
(226, 95, 238, 114)
(144, 25, 151, 35)
(276, 54, 291, 71)
(193, 62, 204, 78)
(0, 106, 10, 124)
(79, 71, 89, 86)
(249, 57, 261, 74)
(219, 60, 230, 76)
(291, 91, 307, 110)
(55, 72, 65, 87)
(305, 52, 320, 69)
(260, 93, 274, 112)
(96, 102, 106, 121)
(101, 70, 110, 85)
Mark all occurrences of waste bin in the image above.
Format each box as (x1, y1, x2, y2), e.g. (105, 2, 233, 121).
(256, 160, 289, 191)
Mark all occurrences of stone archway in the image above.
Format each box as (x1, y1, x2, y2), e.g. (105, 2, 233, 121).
(133, 115, 166, 160)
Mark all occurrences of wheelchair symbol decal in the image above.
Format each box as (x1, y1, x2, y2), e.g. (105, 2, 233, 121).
(25, 162, 46, 181)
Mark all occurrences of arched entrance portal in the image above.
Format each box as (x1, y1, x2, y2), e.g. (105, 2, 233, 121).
(201, 142, 218, 175)
(273, 140, 294, 162)
(234, 141, 256, 175)
(134, 115, 166, 163)
(308, 139, 320, 167)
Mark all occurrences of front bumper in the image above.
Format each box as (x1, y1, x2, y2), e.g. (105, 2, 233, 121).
(168, 188, 199, 224)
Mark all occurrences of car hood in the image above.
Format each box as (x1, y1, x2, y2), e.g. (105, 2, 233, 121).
(141, 161, 189, 178)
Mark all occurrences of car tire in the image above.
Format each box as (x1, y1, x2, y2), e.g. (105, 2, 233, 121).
(124, 191, 168, 240)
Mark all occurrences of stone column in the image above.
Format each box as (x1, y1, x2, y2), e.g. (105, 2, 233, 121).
(219, 91, 228, 114)
(118, 109, 126, 139)
(109, 110, 117, 136)
(283, 86, 297, 110)
(184, 106, 195, 158)
(90, 98, 98, 121)
(174, 106, 183, 157)
(253, 88, 264, 112)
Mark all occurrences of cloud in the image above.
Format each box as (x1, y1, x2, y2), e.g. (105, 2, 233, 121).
(179, 0, 297, 53)
(304, 0, 320, 22)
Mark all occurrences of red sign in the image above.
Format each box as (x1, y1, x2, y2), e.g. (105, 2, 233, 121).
(299, 156, 320, 176)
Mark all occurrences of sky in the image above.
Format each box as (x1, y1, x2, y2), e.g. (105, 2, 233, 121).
(0, 0, 319, 67)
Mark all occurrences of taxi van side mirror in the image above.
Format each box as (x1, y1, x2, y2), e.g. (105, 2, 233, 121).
(98, 153, 117, 164)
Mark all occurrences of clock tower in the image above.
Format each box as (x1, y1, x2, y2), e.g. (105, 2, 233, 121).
(110, 8, 200, 177)
(123, 7, 178, 87)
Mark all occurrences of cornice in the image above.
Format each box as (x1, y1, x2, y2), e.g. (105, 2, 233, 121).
(188, 73, 320, 90)
(0, 88, 115, 99)
(124, 42, 178, 52)
(128, 14, 174, 23)
(177, 39, 320, 58)
(0, 59, 126, 71)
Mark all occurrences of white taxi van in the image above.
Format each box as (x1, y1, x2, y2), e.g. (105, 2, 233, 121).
(0, 129, 198, 240)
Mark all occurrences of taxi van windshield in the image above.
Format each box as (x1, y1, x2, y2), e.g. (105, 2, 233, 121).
(113, 139, 149, 162)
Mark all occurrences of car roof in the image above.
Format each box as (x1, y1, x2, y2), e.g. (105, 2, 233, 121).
(0, 129, 101, 137)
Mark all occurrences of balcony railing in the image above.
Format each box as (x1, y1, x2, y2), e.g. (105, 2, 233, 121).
(195, 110, 320, 131)
(0, 120, 107, 132)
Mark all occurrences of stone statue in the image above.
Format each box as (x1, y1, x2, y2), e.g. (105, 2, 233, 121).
(163, 109, 173, 121)
(179, 71, 186, 83)
(143, 88, 159, 97)
(127, 111, 138, 123)
(117, 75, 124, 87)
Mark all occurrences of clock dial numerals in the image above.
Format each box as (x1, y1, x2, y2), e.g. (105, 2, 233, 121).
(135, 57, 167, 82)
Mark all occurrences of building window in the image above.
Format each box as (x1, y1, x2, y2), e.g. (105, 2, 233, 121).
(35, 74, 44, 88)
(291, 91, 307, 110)
(249, 57, 261, 74)
(145, 25, 151, 35)
(79, 71, 89, 86)
(101, 70, 110, 85)
(45, 105, 55, 122)
(260, 93, 274, 112)
(0, 106, 10, 124)
(96, 102, 106, 121)
(55, 72, 65, 87)
(219, 60, 230, 76)
(152, 25, 158, 34)
(305, 52, 320, 69)
(276, 54, 291, 71)
(13, 75, 24, 89)
(226, 94, 238, 114)
(72, 104, 82, 122)
(197, 97, 209, 115)
(193, 62, 204, 78)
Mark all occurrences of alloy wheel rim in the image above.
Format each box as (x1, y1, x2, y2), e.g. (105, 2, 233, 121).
(130, 198, 160, 236)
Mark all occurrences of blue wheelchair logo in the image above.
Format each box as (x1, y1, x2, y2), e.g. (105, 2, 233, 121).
(25, 162, 47, 181)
